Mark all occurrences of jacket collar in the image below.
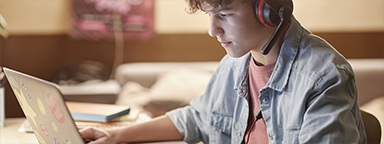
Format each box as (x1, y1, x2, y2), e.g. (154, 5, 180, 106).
(266, 16, 302, 92)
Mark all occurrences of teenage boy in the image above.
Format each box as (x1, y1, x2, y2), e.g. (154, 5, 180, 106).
(80, 0, 366, 143)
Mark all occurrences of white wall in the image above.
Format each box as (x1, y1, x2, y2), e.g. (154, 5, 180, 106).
(0, 0, 383, 34)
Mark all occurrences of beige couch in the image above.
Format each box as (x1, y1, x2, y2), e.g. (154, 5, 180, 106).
(114, 59, 383, 141)
(114, 59, 384, 107)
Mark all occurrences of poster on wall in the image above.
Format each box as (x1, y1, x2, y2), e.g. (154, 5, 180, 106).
(70, 0, 154, 40)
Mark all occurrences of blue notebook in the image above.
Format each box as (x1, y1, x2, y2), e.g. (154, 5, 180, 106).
(66, 102, 130, 122)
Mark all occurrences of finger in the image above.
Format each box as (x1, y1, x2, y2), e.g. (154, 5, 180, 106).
(79, 127, 97, 140)
(85, 129, 111, 144)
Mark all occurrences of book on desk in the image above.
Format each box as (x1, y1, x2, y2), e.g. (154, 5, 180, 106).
(65, 102, 131, 122)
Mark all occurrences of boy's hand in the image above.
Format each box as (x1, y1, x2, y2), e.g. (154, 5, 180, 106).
(79, 127, 117, 144)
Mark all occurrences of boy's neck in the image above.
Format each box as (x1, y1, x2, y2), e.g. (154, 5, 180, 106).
(251, 43, 281, 66)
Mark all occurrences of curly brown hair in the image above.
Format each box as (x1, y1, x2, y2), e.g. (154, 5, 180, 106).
(185, 0, 254, 13)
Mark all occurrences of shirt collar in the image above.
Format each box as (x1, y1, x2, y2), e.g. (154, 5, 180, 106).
(266, 16, 303, 91)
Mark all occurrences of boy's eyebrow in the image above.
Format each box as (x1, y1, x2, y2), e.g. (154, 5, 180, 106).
(203, 5, 231, 13)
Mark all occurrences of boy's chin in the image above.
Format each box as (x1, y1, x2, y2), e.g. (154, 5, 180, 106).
(227, 52, 249, 58)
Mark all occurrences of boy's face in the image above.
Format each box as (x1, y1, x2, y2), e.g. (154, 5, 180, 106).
(203, 0, 270, 58)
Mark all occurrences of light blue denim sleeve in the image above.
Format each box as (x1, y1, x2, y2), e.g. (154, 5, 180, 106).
(297, 63, 366, 143)
(166, 106, 204, 143)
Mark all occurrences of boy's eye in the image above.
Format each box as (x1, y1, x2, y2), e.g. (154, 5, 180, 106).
(219, 13, 227, 18)
(217, 13, 230, 19)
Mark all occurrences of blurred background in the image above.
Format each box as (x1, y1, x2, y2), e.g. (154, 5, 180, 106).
(0, 0, 383, 117)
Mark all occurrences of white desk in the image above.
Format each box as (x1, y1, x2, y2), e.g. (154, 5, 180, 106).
(0, 118, 38, 144)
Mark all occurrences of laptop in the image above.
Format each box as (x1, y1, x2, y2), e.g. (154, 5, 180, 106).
(3, 67, 87, 144)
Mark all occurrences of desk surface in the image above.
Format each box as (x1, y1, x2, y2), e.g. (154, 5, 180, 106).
(0, 118, 188, 144)
(0, 108, 152, 144)
(0, 118, 38, 144)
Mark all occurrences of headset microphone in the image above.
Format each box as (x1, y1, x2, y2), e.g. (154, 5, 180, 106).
(261, 6, 292, 55)
(255, 0, 293, 55)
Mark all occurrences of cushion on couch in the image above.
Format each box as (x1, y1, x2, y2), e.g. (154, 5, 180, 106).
(115, 62, 218, 88)
(115, 69, 212, 116)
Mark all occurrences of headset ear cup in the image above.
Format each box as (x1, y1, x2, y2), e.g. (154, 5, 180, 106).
(255, 0, 267, 27)
(255, 0, 282, 27)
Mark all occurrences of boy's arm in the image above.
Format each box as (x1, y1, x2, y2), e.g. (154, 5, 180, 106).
(80, 115, 183, 144)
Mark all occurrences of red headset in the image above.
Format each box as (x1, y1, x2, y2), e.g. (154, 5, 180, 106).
(255, 0, 293, 55)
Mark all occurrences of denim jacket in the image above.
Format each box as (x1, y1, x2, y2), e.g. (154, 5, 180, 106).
(166, 17, 367, 144)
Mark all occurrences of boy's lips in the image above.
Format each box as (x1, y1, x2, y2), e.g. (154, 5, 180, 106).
(220, 41, 232, 47)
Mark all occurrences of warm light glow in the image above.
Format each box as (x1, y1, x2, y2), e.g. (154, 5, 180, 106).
(0, 14, 8, 38)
